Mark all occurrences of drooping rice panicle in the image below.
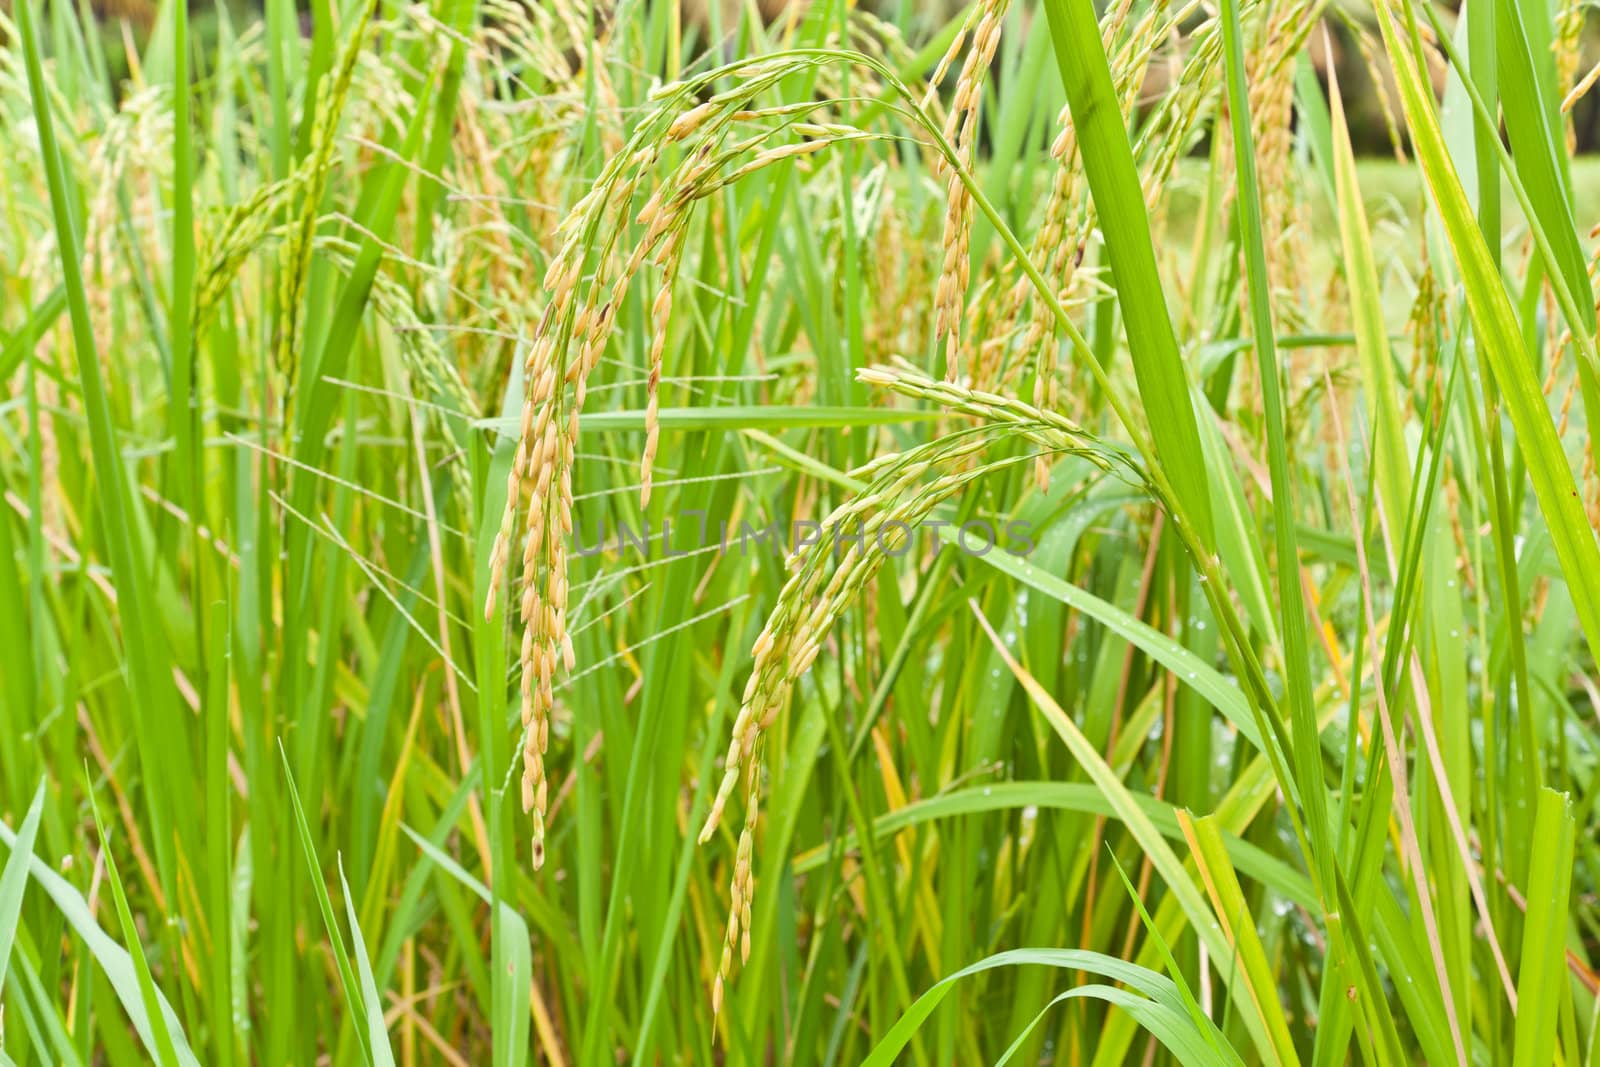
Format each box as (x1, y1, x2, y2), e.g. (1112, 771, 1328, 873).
(931, 0, 1009, 382)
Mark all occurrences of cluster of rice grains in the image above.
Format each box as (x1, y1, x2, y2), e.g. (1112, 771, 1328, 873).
(1238, 0, 1318, 317)
(485, 52, 890, 871)
(928, 0, 1009, 384)
(987, 0, 1197, 483)
(480, 0, 1239, 1019)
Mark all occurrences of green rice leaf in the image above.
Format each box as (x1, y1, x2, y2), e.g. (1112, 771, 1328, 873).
(1038, 0, 1214, 550)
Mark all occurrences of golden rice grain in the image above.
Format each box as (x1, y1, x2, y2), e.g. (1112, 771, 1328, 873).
(929, 0, 1009, 382)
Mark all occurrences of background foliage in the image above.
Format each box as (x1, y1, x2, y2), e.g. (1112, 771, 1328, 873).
(1, 0, 1598, 1063)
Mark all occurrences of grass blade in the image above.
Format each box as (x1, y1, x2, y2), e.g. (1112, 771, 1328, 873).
(861, 948, 1228, 1067)
(1512, 788, 1576, 1067)
(972, 602, 1281, 1063)
(0, 812, 200, 1066)
(337, 863, 396, 1067)
(1375, 0, 1600, 663)
(1178, 811, 1301, 1067)
(87, 789, 181, 1067)
(279, 745, 375, 1067)
(0, 781, 46, 986)
(1038, 0, 1213, 549)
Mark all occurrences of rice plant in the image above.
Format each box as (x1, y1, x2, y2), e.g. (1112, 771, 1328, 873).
(1, 0, 1598, 1062)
